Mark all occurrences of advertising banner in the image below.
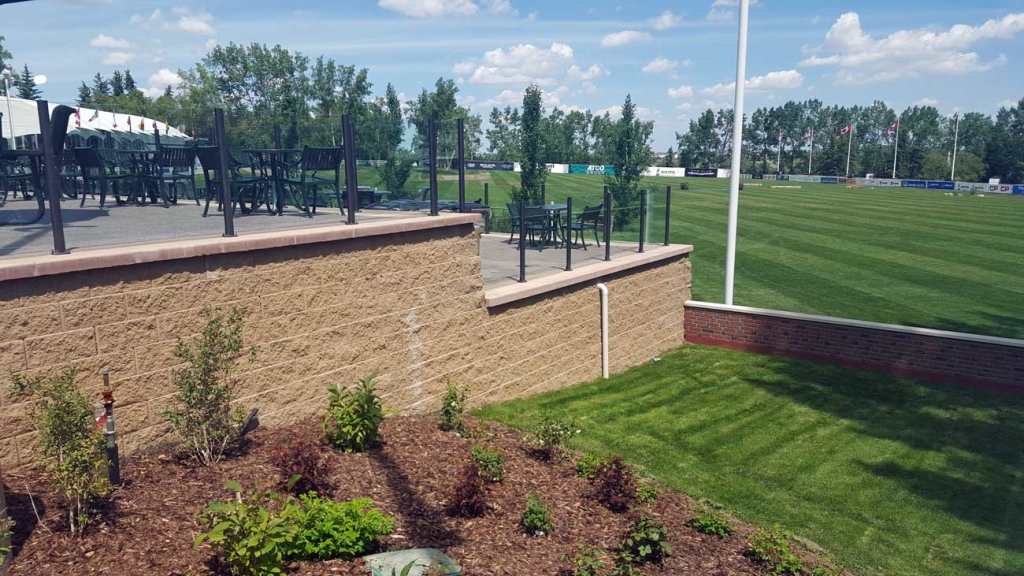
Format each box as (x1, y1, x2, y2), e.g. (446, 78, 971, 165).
(777, 174, 791, 181)
(955, 182, 974, 191)
(751, 173, 764, 180)
(875, 179, 902, 187)
(569, 164, 615, 175)
(647, 167, 686, 177)
(547, 163, 569, 174)
(685, 168, 717, 178)
(820, 177, 839, 184)
(971, 183, 988, 192)
(763, 174, 777, 181)
(1014, 185, 1024, 195)
(989, 184, 1013, 194)
(926, 181, 956, 190)
(717, 169, 731, 179)
(902, 180, 927, 188)
(464, 160, 514, 171)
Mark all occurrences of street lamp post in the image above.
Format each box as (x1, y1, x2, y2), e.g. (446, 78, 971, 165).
(2, 68, 15, 150)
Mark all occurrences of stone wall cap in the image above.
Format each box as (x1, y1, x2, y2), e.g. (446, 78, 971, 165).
(0, 213, 482, 282)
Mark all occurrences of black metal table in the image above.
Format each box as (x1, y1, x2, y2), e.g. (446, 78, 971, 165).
(539, 203, 567, 245)
(0, 149, 46, 225)
(241, 148, 303, 216)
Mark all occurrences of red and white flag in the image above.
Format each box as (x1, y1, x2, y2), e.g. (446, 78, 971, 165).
(801, 128, 814, 141)
(886, 120, 899, 137)
(837, 124, 852, 136)
(112, 113, 118, 129)
(74, 108, 81, 128)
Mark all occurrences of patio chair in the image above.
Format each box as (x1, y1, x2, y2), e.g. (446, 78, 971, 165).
(564, 204, 603, 249)
(0, 158, 37, 203)
(74, 147, 134, 208)
(142, 146, 197, 207)
(59, 148, 81, 199)
(506, 202, 522, 244)
(524, 205, 560, 249)
(279, 146, 344, 216)
(196, 146, 269, 217)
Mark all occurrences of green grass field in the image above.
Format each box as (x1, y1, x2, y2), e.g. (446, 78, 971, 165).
(359, 168, 1024, 339)
(476, 345, 1024, 576)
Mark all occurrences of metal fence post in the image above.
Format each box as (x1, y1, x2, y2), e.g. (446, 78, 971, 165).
(639, 189, 647, 253)
(565, 196, 572, 271)
(152, 122, 161, 150)
(664, 185, 672, 246)
(483, 182, 490, 233)
(214, 109, 235, 237)
(603, 186, 612, 262)
(272, 125, 284, 216)
(518, 202, 527, 283)
(457, 118, 466, 213)
(343, 114, 359, 224)
(36, 101, 68, 255)
(428, 119, 439, 216)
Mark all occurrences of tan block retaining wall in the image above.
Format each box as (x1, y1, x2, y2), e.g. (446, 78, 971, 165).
(0, 219, 690, 469)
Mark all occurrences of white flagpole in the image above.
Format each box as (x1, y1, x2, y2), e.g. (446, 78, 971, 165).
(950, 114, 960, 181)
(845, 125, 854, 178)
(808, 130, 814, 174)
(892, 120, 900, 179)
(724, 0, 750, 307)
(776, 133, 782, 173)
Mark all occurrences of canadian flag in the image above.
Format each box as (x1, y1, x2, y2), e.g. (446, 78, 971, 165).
(886, 120, 899, 137)
(801, 128, 814, 141)
(837, 124, 852, 136)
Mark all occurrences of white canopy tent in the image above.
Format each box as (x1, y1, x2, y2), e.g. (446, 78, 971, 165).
(1, 97, 191, 149)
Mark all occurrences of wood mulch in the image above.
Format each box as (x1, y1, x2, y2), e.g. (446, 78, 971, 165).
(3, 416, 826, 575)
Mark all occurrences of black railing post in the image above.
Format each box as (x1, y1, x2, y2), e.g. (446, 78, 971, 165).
(565, 196, 572, 271)
(639, 189, 647, 253)
(603, 186, 612, 262)
(428, 119, 439, 216)
(36, 101, 68, 255)
(272, 125, 284, 216)
(664, 185, 672, 246)
(343, 114, 359, 224)
(152, 122, 161, 150)
(483, 182, 490, 233)
(457, 118, 466, 213)
(518, 202, 527, 283)
(214, 109, 235, 237)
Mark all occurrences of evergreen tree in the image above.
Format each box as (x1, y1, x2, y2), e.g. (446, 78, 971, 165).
(123, 69, 138, 93)
(111, 70, 125, 97)
(76, 82, 93, 107)
(16, 63, 42, 100)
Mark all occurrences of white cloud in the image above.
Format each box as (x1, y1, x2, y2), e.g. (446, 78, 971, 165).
(480, 0, 517, 15)
(475, 86, 583, 111)
(707, 0, 758, 21)
(102, 52, 137, 66)
(642, 57, 678, 74)
(526, 12, 538, 21)
(702, 70, 804, 96)
(129, 8, 162, 26)
(378, 0, 517, 17)
(648, 11, 681, 30)
(668, 84, 694, 98)
(141, 68, 182, 98)
(205, 39, 218, 51)
(597, 104, 656, 120)
(998, 98, 1018, 109)
(454, 42, 603, 87)
(799, 12, 1023, 84)
(90, 33, 134, 49)
(129, 6, 215, 35)
(600, 30, 653, 48)
(913, 97, 939, 108)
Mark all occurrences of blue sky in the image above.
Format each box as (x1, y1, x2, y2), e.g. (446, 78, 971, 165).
(3, 0, 1024, 150)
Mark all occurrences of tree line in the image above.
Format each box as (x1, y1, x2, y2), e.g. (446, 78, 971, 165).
(0, 36, 43, 100)
(674, 99, 1024, 183)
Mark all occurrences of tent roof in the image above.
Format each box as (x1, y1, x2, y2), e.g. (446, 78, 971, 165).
(1, 97, 190, 143)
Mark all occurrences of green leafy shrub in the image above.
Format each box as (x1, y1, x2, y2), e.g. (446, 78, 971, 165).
(687, 507, 735, 538)
(561, 544, 605, 576)
(438, 380, 469, 434)
(324, 372, 386, 452)
(268, 439, 331, 495)
(592, 456, 637, 513)
(574, 455, 607, 479)
(636, 482, 659, 504)
(745, 525, 805, 575)
(163, 307, 254, 466)
(195, 479, 302, 576)
(618, 515, 671, 566)
(12, 370, 109, 536)
(525, 416, 579, 460)
(288, 493, 395, 561)
(447, 463, 488, 517)
(521, 492, 553, 536)
(471, 445, 505, 483)
(0, 514, 12, 564)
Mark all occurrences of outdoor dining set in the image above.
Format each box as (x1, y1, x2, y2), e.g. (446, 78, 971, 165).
(505, 202, 604, 250)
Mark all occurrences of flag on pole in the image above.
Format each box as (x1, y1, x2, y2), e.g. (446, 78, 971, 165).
(164, 120, 169, 135)
(112, 113, 118, 129)
(138, 117, 145, 130)
(837, 124, 852, 136)
(128, 116, 133, 133)
(74, 108, 81, 128)
(88, 109, 99, 123)
(801, 128, 814, 141)
(886, 120, 899, 137)
(777, 131, 782, 143)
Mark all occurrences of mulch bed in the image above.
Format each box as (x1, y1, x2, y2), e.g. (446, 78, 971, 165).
(4, 416, 806, 575)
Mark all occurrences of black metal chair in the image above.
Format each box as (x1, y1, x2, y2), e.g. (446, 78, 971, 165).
(565, 204, 603, 249)
(524, 205, 559, 249)
(142, 146, 196, 207)
(74, 147, 134, 208)
(58, 148, 81, 199)
(196, 146, 269, 217)
(506, 202, 522, 244)
(279, 146, 344, 216)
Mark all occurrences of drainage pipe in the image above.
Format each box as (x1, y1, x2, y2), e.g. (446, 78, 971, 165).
(597, 283, 609, 379)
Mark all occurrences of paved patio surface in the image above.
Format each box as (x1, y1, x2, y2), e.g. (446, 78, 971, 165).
(480, 233, 639, 288)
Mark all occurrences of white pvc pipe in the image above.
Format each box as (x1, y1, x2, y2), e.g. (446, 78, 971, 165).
(597, 283, 609, 379)
(724, 0, 750, 306)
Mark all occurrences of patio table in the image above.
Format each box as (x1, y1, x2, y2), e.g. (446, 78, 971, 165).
(0, 149, 46, 225)
(241, 148, 303, 216)
(538, 203, 567, 245)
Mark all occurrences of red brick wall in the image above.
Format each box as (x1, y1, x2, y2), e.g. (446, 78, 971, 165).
(684, 303, 1024, 392)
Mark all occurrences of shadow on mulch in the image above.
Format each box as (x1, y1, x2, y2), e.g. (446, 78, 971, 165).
(6, 488, 45, 561)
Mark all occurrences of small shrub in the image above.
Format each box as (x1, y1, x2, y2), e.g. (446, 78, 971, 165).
(0, 514, 12, 564)
(288, 493, 395, 561)
(195, 479, 302, 576)
(687, 507, 735, 538)
(323, 372, 386, 452)
(525, 416, 579, 460)
(561, 544, 605, 576)
(438, 380, 469, 434)
(268, 439, 331, 495)
(618, 515, 671, 566)
(574, 454, 606, 479)
(12, 370, 109, 536)
(447, 463, 487, 517)
(592, 456, 637, 513)
(636, 482, 659, 504)
(163, 307, 254, 466)
(521, 492, 553, 536)
(745, 525, 805, 575)
(471, 445, 505, 483)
